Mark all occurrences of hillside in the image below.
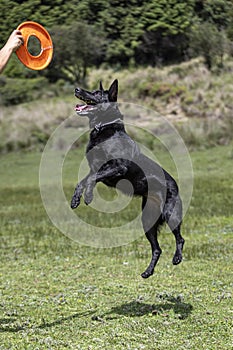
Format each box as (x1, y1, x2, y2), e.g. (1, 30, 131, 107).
(0, 58, 233, 152)
(89, 58, 233, 122)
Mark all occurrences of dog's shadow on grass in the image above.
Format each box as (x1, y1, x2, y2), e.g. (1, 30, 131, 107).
(106, 295, 193, 320)
(0, 310, 96, 333)
(0, 297, 192, 333)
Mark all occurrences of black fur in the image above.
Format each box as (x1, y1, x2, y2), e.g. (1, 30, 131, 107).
(71, 79, 185, 278)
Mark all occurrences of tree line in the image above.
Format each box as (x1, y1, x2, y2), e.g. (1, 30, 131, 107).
(1, 0, 233, 84)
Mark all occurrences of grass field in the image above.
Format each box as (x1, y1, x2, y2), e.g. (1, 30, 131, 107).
(0, 144, 232, 349)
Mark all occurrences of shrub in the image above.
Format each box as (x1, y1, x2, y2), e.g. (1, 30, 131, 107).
(138, 81, 187, 102)
(177, 114, 233, 150)
(188, 21, 229, 70)
(0, 77, 49, 106)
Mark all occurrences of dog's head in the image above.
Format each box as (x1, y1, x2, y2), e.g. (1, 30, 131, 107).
(75, 79, 121, 126)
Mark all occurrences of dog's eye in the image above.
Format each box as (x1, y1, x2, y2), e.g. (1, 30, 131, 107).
(92, 90, 101, 96)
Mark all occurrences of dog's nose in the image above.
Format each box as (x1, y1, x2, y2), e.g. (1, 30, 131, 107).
(75, 88, 82, 97)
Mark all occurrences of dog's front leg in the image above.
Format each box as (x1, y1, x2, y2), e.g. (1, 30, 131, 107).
(84, 164, 128, 205)
(71, 175, 90, 209)
(83, 174, 96, 205)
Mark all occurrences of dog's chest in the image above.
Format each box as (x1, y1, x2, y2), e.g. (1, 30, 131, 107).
(86, 130, 140, 171)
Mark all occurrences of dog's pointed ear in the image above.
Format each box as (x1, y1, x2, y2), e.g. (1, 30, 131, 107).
(108, 79, 118, 102)
(99, 81, 104, 91)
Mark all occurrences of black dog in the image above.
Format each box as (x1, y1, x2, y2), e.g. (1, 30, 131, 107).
(71, 79, 185, 278)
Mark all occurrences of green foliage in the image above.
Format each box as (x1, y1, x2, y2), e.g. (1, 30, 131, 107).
(97, 1, 144, 65)
(141, 0, 195, 35)
(0, 76, 48, 105)
(195, 0, 233, 30)
(1, 0, 233, 84)
(137, 0, 195, 65)
(0, 0, 79, 46)
(50, 22, 106, 84)
(226, 3, 233, 41)
(138, 81, 187, 102)
(177, 114, 233, 150)
(3, 54, 40, 79)
(188, 21, 228, 69)
(1, 59, 233, 152)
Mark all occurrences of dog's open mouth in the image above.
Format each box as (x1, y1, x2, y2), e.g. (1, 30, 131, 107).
(75, 103, 95, 113)
(75, 96, 97, 114)
(75, 87, 99, 114)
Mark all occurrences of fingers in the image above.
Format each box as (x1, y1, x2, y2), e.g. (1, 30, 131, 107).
(14, 30, 24, 48)
(8, 29, 24, 51)
(16, 31, 24, 45)
(14, 30, 22, 36)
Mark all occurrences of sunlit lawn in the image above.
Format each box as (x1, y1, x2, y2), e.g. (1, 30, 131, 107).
(0, 145, 232, 349)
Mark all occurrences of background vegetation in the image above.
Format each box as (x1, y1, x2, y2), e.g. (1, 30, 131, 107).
(1, 0, 233, 137)
(1, 58, 233, 153)
(1, 0, 233, 86)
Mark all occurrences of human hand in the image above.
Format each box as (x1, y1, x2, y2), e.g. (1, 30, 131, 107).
(6, 30, 24, 52)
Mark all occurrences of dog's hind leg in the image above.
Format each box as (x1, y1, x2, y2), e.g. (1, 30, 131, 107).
(141, 196, 164, 279)
(163, 195, 185, 265)
(171, 223, 184, 265)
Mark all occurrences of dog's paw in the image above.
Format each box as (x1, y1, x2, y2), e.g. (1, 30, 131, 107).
(84, 196, 93, 205)
(84, 192, 93, 205)
(172, 253, 182, 265)
(71, 196, 81, 209)
(141, 269, 154, 279)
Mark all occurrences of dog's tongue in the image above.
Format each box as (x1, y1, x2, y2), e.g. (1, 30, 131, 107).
(75, 104, 87, 112)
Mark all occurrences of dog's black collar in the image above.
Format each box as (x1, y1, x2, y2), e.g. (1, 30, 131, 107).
(93, 118, 123, 132)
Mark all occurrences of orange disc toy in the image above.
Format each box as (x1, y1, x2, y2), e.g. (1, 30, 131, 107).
(16, 21, 53, 70)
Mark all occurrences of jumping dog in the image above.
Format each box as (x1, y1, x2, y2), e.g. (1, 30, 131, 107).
(71, 79, 185, 278)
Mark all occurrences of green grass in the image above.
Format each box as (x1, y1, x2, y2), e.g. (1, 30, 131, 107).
(0, 145, 232, 349)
